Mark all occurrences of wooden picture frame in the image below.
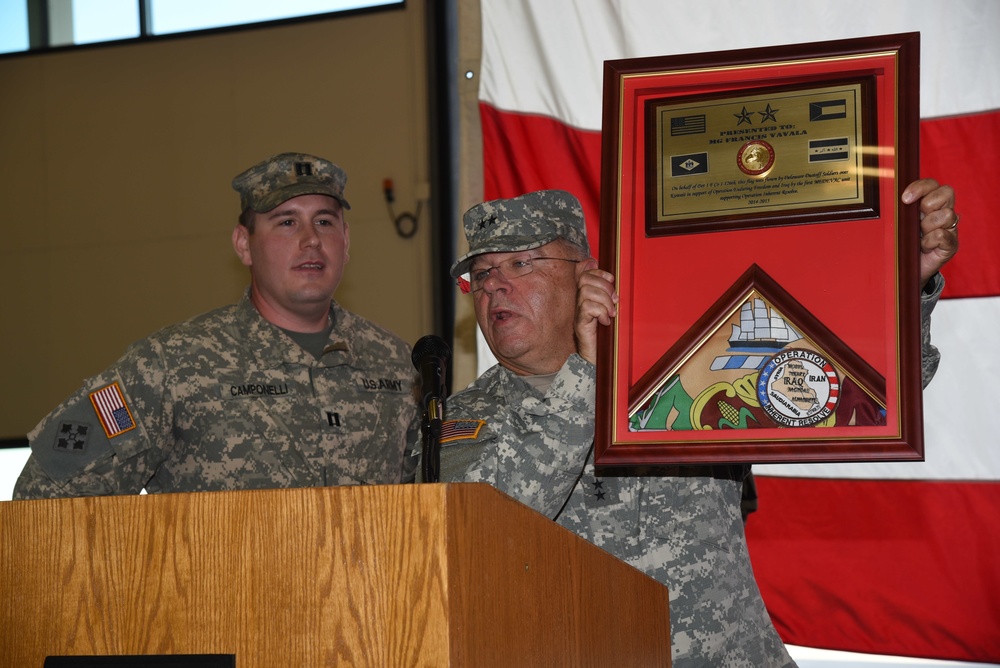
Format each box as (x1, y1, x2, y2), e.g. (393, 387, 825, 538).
(595, 33, 922, 465)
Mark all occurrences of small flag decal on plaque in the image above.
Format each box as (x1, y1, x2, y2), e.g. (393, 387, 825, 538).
(670, 114, 706, 136)
(670, 152, 709, 176)
(809, 99, 847, 121)
(808, 137, 850, 162)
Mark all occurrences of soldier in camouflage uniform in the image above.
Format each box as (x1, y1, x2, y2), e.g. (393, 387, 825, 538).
(15, 152, 420, 498)
(429, 183, 957, 667)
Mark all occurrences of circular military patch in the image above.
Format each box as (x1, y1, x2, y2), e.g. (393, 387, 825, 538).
(737, 140, 775, 176)
(756, 349, 839, 427)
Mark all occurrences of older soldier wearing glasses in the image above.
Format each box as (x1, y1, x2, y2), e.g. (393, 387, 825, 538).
(427, 182, 957, 667)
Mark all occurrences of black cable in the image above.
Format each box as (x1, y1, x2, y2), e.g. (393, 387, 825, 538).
(383, 180, 421, 239)
(552, 442, 594, 523)
(387, 200, 422, 239)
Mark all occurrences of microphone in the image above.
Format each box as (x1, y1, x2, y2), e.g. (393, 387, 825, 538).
(411, 334, 451, 413)
(411, 335, 451, 483)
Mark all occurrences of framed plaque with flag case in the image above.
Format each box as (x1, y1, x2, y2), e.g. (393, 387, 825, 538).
(595, 33, 923, 465)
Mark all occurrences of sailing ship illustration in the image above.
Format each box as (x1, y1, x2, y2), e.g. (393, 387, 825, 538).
(711, 298, 802, 371)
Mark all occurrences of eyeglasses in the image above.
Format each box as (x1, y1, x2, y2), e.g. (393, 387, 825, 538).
(458, 256, 581, 294)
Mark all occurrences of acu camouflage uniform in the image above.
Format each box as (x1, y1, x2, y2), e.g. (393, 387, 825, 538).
(15, 152, 420, 498)
(437, 355, 796, 668)
(432, 189, 945, 668)
(15, 294, 420, 498)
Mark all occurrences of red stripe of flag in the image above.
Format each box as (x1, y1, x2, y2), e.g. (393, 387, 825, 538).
(746, 476, 1000, 662)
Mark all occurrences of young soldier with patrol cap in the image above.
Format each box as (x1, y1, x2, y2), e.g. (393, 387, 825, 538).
(430, 182, 957, 667)
(15, 152, 420, 498)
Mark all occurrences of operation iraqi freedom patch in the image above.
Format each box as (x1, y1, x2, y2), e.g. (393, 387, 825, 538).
(737, 139, 775, 176)
(756, 349, 839, 427)
(89, 382, 137, 439)
(439, 419, 486, 443)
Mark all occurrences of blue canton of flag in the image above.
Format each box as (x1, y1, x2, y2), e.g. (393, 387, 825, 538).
(112, 407, 134, 431)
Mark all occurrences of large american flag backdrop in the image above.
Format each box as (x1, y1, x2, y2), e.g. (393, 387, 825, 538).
(470, 0, 1000, 661)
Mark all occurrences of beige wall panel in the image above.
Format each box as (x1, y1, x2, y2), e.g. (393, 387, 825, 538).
(0, 59, 47, 251)
(0, 4, 431, 438)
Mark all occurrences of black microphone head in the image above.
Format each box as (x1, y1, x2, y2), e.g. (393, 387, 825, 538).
(411, 334, 451, 369)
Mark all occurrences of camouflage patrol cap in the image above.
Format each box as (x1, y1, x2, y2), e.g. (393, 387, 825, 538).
(450, 189, 589, 277)
(232, 152, 351, 213)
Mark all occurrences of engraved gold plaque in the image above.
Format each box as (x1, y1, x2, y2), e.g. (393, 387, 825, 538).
(649, 82, 869, 228)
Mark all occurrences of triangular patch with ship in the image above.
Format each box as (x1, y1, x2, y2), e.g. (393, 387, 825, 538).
(628, 264, 886, 432)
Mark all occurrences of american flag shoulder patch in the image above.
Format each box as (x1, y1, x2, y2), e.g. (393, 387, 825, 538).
(89, 382, 137, 439)
(440, 419, 486, 443)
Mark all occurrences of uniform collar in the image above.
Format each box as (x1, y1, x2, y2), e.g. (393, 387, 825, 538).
(236, 289, 354, 368)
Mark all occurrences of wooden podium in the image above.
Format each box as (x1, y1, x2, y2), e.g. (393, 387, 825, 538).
(0, 483, 671, 667)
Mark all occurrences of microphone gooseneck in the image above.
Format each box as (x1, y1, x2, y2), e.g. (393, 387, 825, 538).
(411, 335, 451, 483)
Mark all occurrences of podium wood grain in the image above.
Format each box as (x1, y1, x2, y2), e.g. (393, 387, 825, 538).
(1, 483, 670, 667)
